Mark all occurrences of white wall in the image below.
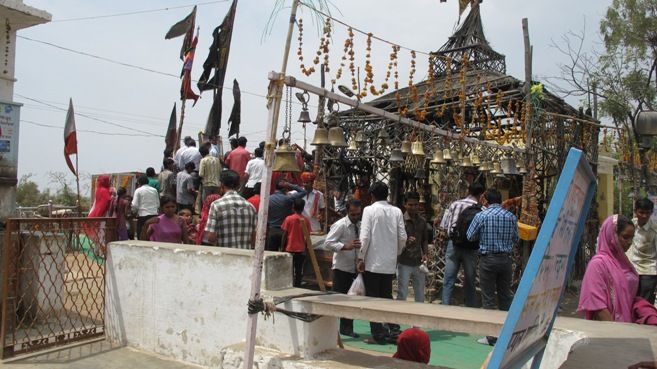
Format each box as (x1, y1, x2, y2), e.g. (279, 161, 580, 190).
(105, 241, 337, 368)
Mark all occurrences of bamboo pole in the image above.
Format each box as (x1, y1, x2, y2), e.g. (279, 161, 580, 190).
(174, 99, 187, 153)
(75, 154, 81, 217)
(243, 1, 300, 367)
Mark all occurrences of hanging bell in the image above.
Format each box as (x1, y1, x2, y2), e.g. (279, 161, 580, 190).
(415, 168, 426, 179)
(490, 161, 502, 174)
(390, 149, 404, 163)
(419, 193, 426, 204)
(297, 110, 312, 124)
(310, 127, 330, 146)
(470, 154, 481, 165)
(478, 161, 490, 171)
(442, 149, 453, 161)
(411, 141, 426, 157)
(328, 126, 348, 147)
(500, 154, 519, 175)
(355, 130, 367, 143)
(400, 140, 412, 155)
(518, 164, 528, 174)
(460, 156, 473, 167)
(377, 130, 389, 146)
(431, 150, 445, 164)
(347, 139, 358, 151)
(273, 143, 301, 172)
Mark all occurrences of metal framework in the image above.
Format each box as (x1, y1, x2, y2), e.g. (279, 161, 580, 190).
(1, 217, 116, 358)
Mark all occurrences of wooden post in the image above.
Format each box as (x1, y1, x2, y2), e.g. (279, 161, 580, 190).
(300, 218, 325, 291)
(243, 1, 300, 368)
(522, 18, 533, 158)
(75, 153, 82, 216)
(174, 99, 187, 153)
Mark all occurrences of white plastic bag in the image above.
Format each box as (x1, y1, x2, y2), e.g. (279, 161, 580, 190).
(347, 273, 366, 296)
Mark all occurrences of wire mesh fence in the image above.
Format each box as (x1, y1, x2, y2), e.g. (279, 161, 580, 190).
(1, 217, 116, 358)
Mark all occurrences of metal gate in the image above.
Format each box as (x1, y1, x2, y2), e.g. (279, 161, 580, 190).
(1, 217, 116, 358)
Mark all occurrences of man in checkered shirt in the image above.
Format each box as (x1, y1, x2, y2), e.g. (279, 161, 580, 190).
(206, 170, 256, 249)
(439, 182, 485, 307)
(466, 188, 518, 311)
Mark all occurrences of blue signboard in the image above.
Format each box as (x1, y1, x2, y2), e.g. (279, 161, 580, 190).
(0, 101, 21, 166)
(486, 148, 597, 369)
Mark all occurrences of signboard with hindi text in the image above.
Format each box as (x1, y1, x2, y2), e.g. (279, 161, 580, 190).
(486, 148, 596, 369)
(0, 101, 21, 167)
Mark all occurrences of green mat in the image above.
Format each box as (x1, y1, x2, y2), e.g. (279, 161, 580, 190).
(78, 235, 105, 265)
(341, 320, 492, 369)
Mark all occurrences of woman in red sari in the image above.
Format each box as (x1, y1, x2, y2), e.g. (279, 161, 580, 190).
(85, 175, 114, 256)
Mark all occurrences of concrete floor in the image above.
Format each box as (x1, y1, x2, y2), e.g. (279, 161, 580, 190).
(0, 340, 202, 369)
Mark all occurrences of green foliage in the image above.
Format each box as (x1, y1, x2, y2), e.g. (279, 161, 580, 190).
(16, 174, 50, 206)
(595, 0, 657, 123)
(600, 0, 657, 60)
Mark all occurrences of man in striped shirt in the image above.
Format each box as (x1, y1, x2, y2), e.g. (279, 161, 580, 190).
(467, 188, 518, 311)
(439, 182, 485, 307)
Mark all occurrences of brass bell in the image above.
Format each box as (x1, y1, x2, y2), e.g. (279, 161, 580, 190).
(431, 150, 445, 164)
(478, 161, 490, 171)
(500, 154, 518, 175)
(297, 110, 312, 123)
(400, 140, 412, 155)
(347, 139, 358, 151)
(378, 129, 389, 140)
(490, 161, 502, 174)
(415, 168, 426, 179)
(390, 149, 404, 163)
(470, 154, 480, 165)
(328, 126, 348, 147)
(355, 130, 367, 143)
(411, 141, 426, 157)
(419, 193, 426, 204)
(442, 149, 453, 161)
(518, 164, 528, 174)
(273, 143, 301, 172)
(460, 156, 473, 167)
(310, 127, 330, 146)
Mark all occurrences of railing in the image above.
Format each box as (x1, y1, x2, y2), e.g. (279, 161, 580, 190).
(1, 217, 116, 358)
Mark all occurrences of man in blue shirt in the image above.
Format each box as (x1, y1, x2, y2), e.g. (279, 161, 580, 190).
(466, 188, 518, 311)
(266, 179, 306, 251)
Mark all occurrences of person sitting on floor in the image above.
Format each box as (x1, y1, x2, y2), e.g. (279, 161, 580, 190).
(392, 327, 431, 364)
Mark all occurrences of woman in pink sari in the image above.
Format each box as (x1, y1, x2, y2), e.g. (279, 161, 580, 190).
(578, 214, 638, 322)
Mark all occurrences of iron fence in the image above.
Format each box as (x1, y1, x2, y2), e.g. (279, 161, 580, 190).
(1, 217, 116, 358)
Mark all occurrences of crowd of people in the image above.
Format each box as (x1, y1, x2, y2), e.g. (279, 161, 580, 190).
(86, 135, 657, 365)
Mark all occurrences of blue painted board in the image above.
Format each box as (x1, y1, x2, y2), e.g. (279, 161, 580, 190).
(486, 148, 597, 369)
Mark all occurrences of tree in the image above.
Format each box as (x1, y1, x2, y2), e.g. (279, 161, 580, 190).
(16, 174, 50, 206)
(547, 0, 657, 196)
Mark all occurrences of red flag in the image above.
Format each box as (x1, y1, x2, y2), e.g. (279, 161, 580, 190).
(180, 36, 200, 105)
(63, 98, 78, 177)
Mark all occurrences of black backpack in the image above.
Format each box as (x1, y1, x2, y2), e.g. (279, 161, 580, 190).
(451, 204, 482, 249)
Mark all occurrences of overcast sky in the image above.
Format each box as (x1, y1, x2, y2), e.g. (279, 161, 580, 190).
(14, 0, 610, 193)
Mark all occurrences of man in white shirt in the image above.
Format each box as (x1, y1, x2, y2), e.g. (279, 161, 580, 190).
(243, 147, 266, 198)
(626, 198, 657, 304)
(179, 139, 202, 171)
(174, 136, 192, 170)
(131, 175, 160, 240)
(324, 199, 362, 338)
(299, 172, 326, 233)
(357, 182, 407, 344)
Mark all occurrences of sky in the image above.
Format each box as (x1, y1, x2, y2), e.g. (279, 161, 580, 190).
(12, 0, 611, 194)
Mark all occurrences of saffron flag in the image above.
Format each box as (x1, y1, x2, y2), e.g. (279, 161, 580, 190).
(165, 5, 197, 60)
(164, 103, 177, 158)
(63, 98, 78, 177)
(197, 0, 237, 92)
(180, 36, 200, 105)
(227, 79, 241, 137)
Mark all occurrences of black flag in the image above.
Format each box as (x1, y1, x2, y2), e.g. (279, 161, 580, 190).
(164, 103, 177, 158)
(227, 79, 241, 138)
(197, 0, 237, 92)
(204, 91, 222, 139)
(165, 6, 196, 60)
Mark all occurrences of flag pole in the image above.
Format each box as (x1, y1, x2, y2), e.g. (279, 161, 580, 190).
(243, 1, 299, 368)
(175, 99, 187, 153)
(75, 153, 81, 217)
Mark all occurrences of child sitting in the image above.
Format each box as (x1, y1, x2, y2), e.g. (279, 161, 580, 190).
(281, 198, 310, 287)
